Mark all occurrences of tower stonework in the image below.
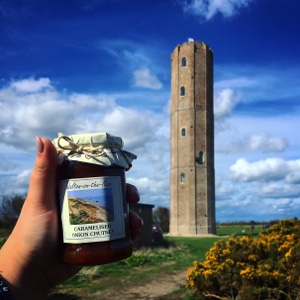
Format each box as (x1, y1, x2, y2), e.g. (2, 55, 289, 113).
(169, 41, 216, 236)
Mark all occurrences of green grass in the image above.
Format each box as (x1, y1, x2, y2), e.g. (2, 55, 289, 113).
(166, 236, 218, 262)
(217, 224, 263, 236)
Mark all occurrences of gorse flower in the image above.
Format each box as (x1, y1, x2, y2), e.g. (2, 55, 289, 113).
(186, 218, 300, 300)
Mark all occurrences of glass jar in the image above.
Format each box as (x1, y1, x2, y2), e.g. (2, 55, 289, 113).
(53, 132, 137, 266)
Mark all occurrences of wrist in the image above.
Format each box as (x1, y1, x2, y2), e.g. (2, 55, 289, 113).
(0, 232, 50, 300)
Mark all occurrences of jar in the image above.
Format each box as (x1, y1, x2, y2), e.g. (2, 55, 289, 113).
(53, 132, 137, 266)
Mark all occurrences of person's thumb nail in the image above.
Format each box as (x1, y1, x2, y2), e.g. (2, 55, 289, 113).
(36, 136, 44, 153)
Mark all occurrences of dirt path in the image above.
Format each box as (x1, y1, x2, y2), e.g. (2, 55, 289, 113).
(92, 270, 187, 300)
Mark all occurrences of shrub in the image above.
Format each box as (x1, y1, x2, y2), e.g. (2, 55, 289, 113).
(0, 194, 25, 229)
(187, 218, 300, 300)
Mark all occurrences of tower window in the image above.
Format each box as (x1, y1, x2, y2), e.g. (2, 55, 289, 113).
(180, 172, 185, 183)
(181, 128, 186, 137)
(181, 57, 186, 67)
(180, 86, 185, 96)
(199, 151, 204, 164)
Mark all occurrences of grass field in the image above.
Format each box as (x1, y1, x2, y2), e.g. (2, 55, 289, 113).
(216, 224, 263, 236)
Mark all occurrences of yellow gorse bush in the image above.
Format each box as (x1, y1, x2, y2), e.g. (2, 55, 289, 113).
(187, 218, 300, 300)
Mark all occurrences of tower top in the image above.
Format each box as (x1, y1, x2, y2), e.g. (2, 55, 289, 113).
(173, 39, 213, 53)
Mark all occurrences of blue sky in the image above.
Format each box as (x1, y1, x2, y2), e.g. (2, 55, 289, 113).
(1, 0, 300, 222)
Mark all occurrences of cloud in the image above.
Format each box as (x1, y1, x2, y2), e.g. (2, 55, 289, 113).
(10, 77, 52, 93)
(272, 198, 295, 214)
(8, 169, 31, 194)
(128, 175, 170, 207)
(95, 106, 161, 149)
(215, 65, 300, 110)
(217, 133, 289, 154)
(180, 0, 253, 20)
(0, 154, 16, 172)
(215, 178, 237, 201)
(214, 88, 240, 132)
(97, 39, 157, 71)
(229, 157, 300, 183)
(96, 39, 167, 90)
(261, 183, 300, 199)
(0, 77, 164, 152)
(132, 68, 163, 90)
(248, 134, 289, 153)
(214, 88, 240, 119)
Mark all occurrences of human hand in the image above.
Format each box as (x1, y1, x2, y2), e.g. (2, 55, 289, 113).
(0, 137, 142, 300)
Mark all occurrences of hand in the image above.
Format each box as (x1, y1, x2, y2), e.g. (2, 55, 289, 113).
(0, 137, 142, 300)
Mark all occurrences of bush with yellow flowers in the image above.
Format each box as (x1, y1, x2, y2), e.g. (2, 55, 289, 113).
(187, 218, 300, 300)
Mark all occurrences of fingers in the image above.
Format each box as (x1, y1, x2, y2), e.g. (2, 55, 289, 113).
(129, 210, 143, 240)
(126, 184, 142, 239)
(26, 137, 58, 211)
(126, 183, 140, 204)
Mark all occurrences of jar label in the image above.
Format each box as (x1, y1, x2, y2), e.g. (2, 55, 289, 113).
(59, 176, 126, 244)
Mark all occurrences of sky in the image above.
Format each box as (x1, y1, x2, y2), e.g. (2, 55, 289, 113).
(0, 0, 300, 223)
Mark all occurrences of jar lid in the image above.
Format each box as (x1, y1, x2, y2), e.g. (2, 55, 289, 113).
(52, 132, 137, 170)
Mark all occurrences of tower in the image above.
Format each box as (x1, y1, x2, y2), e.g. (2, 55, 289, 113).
(169, 40, 216, 235)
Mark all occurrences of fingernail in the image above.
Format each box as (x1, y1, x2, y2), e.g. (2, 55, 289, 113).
(36, 136, 44, 153)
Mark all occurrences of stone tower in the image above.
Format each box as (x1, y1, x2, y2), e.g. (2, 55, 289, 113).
(169, 40, 216, 235)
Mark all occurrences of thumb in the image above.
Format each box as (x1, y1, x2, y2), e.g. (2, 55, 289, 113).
(26, 137, 58, 211)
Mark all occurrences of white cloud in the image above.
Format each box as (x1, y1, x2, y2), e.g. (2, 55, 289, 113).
(215, 178, 236, 200)
(229, 157, 300, 183)
(215, 65, 300, 107)
(95, 106, 161, 149)
(261, 183, 300, 199)
(3, 169, 32, 195)
(0, 78, 166, 150)
(12, 169, 31, 188)
(248, 134, 289, 153)
(133, 68, 163, 90)
(285, 171, 300, 184)
(0, 154, 16, 172)
(97, 39, 167, 79)
(272, 198, 295, 213)
(214, 88, 240, 132)
(128, 175, 170, 207)
(10, 77, 52, 93)
(181, 0, 253, 20)
(214, 88, 240, 119)
(217, 133, 289, 154)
